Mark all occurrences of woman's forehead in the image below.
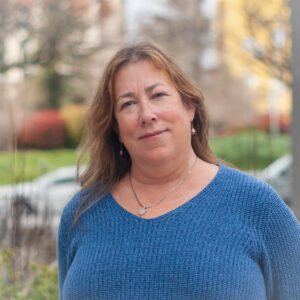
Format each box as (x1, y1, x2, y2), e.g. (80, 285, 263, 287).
(113, 60, 172, 90)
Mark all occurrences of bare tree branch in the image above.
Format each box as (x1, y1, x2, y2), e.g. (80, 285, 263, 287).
(241, 0, 291, 87)
(0, 0, 109, 107)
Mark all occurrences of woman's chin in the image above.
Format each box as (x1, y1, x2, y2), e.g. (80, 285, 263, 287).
(140, 148, 175, 164)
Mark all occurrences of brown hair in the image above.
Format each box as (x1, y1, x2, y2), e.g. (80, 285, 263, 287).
(75, 42, 216, 222)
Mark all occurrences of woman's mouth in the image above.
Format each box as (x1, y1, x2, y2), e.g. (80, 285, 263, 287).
(140, 130, 167, 139)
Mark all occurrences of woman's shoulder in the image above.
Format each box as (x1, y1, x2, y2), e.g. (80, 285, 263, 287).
(216, 163, 286, 216)
(216, 164, 299, 233)
(58, 185, 102, 238)
(219, 163, 275, 196)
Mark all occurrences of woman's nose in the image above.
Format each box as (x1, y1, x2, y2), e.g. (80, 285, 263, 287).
(139, 100, 158, 125)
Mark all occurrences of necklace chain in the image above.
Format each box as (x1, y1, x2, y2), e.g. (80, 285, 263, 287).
(129, 157, 198, 216)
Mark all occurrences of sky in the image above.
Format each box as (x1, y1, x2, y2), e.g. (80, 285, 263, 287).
(124, 0, 169, 40)
(124, 0, 217, 41)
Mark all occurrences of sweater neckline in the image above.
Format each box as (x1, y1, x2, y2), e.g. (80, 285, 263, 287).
(108, 163, 225, 223)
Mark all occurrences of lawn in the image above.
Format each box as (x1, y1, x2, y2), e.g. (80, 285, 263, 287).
(0, 131, 291, 186)
(0, 149, 82, 186)
(210, 130, 290, 170)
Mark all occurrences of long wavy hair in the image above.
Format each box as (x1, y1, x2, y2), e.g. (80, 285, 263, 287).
(75, 42, 216, 223)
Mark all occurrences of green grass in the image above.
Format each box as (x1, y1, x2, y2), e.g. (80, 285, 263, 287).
(0, 149, 83, 186)
(0, 131, 291, 186)
(210, 130, 291, 170)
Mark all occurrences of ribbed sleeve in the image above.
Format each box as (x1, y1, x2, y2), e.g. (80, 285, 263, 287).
(260, 190, 300, 299)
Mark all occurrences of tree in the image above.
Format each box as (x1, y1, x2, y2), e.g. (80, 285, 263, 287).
(241, 0, 291, 87)
(139, 0, 210, 80)
(0, 0, 109, 108)
(219, 0, 291, 86)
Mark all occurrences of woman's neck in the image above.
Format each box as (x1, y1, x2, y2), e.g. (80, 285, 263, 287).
(129, 150, 198, 187)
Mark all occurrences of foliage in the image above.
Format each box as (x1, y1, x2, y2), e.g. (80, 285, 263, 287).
(41, 64, 65, 109)
(0, 248, 58, 300)
(59, 104, 87, 147)
(18, 110, 66, 149)
(26, 263, 59, 300)
(0, 248, 24, 299)
(210, 130, 290, 170)
(256, 114, 290, 133)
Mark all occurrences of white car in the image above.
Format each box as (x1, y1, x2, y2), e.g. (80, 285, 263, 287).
(257, 154, 292, 204)
(0, 166, 83, 234)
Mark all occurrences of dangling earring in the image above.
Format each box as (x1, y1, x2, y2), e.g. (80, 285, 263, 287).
(120, 143, 123, 156)
(191, 126, 196, 135)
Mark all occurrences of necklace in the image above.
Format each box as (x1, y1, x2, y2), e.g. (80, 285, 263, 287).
(129, 157, 198, 216)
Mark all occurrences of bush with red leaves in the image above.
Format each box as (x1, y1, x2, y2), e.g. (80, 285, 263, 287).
(256, 114, 290, 133)
(18, 110, 67, 149)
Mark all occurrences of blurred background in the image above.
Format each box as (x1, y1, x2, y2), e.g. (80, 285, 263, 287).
(0, 0, 297, 298)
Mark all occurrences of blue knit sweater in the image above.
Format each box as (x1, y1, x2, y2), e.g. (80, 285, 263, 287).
(57, 164, 300, 299)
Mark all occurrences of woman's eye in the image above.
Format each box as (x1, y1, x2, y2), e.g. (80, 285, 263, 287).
(152, 92, 165, 98)
(121, 100, 135, 109)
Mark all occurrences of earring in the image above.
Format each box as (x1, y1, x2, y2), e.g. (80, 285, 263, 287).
(191, 127, 196, 135)
(120, 143, 123, 156)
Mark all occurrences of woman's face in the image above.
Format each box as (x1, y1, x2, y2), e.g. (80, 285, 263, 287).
(114, 59, 195, 164)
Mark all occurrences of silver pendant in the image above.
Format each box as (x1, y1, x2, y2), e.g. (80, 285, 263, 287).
(139, 207, 146, 215)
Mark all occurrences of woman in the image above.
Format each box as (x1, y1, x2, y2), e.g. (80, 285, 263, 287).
(57, 42, 300, 299)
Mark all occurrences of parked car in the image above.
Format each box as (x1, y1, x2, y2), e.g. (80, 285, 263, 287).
(0, 166, 83, 234)
(256, 154, 292, 205)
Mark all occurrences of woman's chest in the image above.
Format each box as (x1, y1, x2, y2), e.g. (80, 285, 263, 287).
(63, 220, 267, 300)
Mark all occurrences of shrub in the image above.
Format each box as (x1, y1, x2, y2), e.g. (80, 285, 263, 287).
(18, 110, 66, 149)
(256, 114, 290, 133)
(210, 130, 290, 170)
(59, 104, 87, 147)
(0, 248, 25, 299)
(0, 248, 59, 300)
(26, 263, 59, 300)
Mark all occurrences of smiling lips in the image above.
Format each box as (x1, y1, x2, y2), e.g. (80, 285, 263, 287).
(140, 130, 167, 139)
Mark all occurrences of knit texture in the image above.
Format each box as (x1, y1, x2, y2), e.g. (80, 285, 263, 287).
(57, 164, 300, 299)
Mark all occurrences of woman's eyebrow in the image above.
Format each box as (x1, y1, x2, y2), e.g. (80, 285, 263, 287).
(117, 83, 165, 102)
(145, 83, 164, 93)
(117, 91, 135, 102)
